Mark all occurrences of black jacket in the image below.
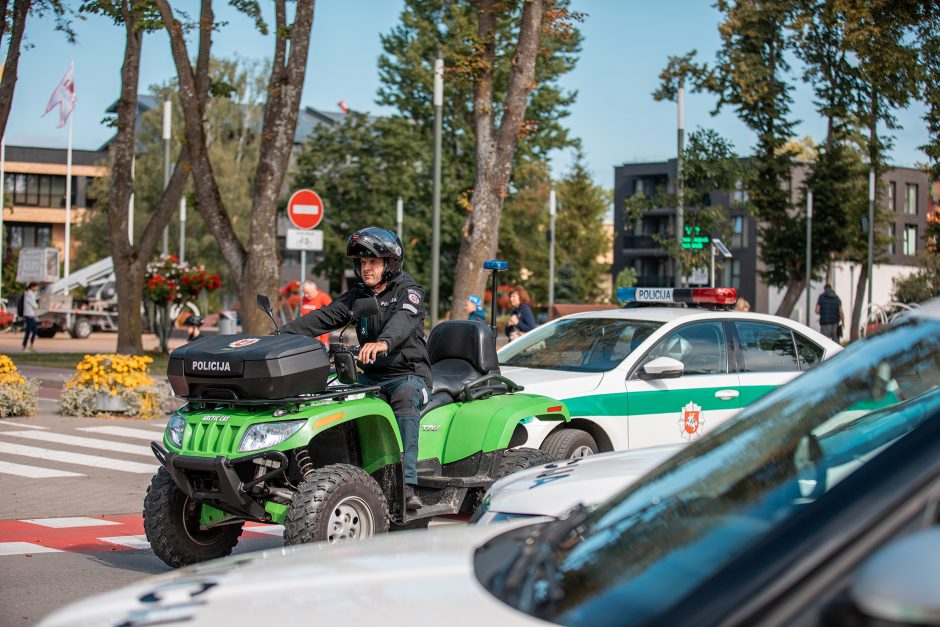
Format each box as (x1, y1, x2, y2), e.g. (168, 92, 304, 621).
(281, 272, 431, 385)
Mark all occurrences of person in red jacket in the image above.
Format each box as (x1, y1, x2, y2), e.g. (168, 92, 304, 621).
(300, 280, 332, 348)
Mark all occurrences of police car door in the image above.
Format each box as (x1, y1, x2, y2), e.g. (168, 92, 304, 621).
(731, 320, 806, 406)
(624, 320, 741, 449)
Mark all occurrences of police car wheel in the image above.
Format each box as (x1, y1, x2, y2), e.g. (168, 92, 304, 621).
(541, 429, 599, 460)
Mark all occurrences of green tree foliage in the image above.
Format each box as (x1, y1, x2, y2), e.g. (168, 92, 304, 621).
(371, 0, 581, 318)
(554, 261, 579, 304)
(892, 253, 940, 304)
(75, 57, 266, 295)
(624, 129, 745, 281)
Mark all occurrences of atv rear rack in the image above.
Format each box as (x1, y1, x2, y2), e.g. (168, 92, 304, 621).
(179, 384, 383, 407)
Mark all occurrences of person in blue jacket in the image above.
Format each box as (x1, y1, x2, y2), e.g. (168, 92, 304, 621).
(505, 286, 536, 341)
(465, 294, 487, 322)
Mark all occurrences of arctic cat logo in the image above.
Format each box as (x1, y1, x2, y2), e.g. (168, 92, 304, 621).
(201, 415, 229, 422)
(190, 361, 231, 372)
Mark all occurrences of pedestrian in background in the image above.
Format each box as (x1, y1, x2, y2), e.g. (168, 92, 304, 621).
(505, 286, 536, 341)
(465, 294, 486, 322)
(735, 297, 750, 312)
(815, 283, 843, 342)
(300, 280, 333, 347)
(21, 282, 39, 352)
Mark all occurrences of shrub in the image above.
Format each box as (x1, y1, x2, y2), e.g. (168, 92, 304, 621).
(61, 354, 173, 419)
(0, 355, 39, 417)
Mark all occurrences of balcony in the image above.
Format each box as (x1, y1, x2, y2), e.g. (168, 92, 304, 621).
(621, 235, 665, 250)
(635, 275, 676, 287)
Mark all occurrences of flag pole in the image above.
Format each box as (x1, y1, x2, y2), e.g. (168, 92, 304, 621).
(0, 137, 5, 304)
(64, 92, 73, 278)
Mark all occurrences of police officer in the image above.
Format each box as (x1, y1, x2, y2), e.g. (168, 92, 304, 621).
(281, 227, 430, 510)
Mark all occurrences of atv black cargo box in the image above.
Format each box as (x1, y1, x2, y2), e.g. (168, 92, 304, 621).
(167, 334, 329, 400)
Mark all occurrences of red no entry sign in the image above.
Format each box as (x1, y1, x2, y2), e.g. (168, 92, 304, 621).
(287, 189, 324, 230)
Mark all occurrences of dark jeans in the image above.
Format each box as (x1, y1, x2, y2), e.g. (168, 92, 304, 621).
(358, 373, 429, 485)
(22, 317, 37, 348)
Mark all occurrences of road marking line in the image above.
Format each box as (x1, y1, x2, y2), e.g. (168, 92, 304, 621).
(0, 431, 153, 457)
(242, 524, 285, 537)
(0, 420, 49, 429)
(22, 517, 122, 529)
(0, 442, 157, 474)
(98, 535, 150, 549)
(77, 426, 165, 441)
(1, 430, 154, 456)
(0, 460, 84, 478)
(0, 542, 62, 556)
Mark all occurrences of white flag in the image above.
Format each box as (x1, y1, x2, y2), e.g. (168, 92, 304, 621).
(42, 63, 77, 128)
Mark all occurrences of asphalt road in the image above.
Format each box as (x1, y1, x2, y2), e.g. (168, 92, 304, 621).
(0, 411, 284, 626)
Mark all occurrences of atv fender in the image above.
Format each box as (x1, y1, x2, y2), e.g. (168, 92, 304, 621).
(440, 393, 569, 464)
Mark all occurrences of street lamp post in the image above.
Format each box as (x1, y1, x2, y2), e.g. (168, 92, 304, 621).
(805, 189, 813, 327)
(548, 188, 556, 318)
(675, 83, 685, 288)
(396, 196, 403, 240)
(162, 99, 171, 256)
(431, 53, 443, 327)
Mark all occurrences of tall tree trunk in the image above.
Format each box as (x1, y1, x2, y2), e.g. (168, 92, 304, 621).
(0, 0, 30, 140)
(156, 0, 316, 334)
(449, 0, 546, 322)
(774, 277, 806, 320)
(850, 261, 868, 341)
(109, 1, 188, 354)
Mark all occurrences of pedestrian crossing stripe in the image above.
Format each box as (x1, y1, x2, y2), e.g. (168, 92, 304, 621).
(0, 442, 156, 474)
(1, 430, 154, 457)
(0, 542, 63, 556)
(22, 517, 121, 528)
(77, 426, 166, 440)
(0, 460, 84, 478)
(0, 420, 49, 430)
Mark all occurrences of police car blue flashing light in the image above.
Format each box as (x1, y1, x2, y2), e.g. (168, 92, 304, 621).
(483, 260, 509, 271)
(617, 286, 738, 307)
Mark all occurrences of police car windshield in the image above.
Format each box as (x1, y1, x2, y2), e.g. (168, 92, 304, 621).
(499, 316, 940, 625)
(499, 318, 664, 373)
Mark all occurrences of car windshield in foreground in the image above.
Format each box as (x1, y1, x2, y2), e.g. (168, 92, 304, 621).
(478, 314, 940, 625)
(499, 318, 664, 372)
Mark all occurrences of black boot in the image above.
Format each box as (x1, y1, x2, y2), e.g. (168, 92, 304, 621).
(404, 485, 424, 511)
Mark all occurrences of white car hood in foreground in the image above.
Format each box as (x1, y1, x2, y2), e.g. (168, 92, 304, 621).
(483, 445, 681, 518)
(500, 366, 603, 396)
(40, 524, 546, 627)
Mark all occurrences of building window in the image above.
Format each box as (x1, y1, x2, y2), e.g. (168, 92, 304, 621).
(732, 179, 749, 205)
(721, 258, 741, 290)
(887, 224, 896, 256)
(730, 215, 746, 248)
(903, 225, 918, 256)
(4, 223, 52, 252)
(905, 183, 918, 215)
(6, 173, 72, 208)
(888, 182, 896, 210)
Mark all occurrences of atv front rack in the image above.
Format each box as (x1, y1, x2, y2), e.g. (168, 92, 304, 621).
(179, 384, 383, 407)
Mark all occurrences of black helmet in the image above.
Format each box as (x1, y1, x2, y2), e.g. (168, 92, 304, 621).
(346, 226, 403, 283)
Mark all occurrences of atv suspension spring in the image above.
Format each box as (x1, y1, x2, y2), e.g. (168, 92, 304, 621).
(294, 448, 314, 481)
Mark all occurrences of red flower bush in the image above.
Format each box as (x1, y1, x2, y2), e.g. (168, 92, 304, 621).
(144, 256, 221, 306)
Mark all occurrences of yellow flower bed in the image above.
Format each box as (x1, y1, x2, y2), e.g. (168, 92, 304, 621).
(0, 355, 38, 417)
(66, 354, 154, 396)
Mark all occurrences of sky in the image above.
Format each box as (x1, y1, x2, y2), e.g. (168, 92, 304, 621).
(6, 1, 931, 188)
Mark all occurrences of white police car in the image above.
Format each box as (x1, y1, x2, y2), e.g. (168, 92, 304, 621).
(500, 287, 841, 458)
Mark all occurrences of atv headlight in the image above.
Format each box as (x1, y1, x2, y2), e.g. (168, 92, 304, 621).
(166, 413, 186, 448)
(238, 420, 305, 453)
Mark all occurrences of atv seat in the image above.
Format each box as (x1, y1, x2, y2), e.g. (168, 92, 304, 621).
(420, 320, 518, 417)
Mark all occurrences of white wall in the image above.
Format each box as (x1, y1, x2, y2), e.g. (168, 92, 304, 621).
(767, 262, 918, 331)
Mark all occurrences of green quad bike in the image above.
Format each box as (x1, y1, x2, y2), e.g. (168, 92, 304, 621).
(144, 279, 568, 568)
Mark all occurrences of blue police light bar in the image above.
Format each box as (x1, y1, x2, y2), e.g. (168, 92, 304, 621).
(617, 287, 737, 306)
(483, 260, 509, 271)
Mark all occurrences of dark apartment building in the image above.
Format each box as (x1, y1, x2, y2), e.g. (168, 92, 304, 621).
(613, 159, 937, 312)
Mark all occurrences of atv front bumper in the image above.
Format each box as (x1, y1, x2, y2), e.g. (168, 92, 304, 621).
(151, 442, 287, 521)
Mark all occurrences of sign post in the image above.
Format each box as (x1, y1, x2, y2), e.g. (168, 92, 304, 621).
(287, 189, 324, 283)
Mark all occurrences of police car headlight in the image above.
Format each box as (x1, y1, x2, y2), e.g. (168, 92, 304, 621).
(166, 413, 186, 448)
(239, 420, 305, 453)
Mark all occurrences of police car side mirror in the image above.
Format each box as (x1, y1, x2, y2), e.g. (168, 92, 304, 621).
(352, 297, 378, 320)
(640, 357, 684, 380)
(844, 529, 940, 625)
